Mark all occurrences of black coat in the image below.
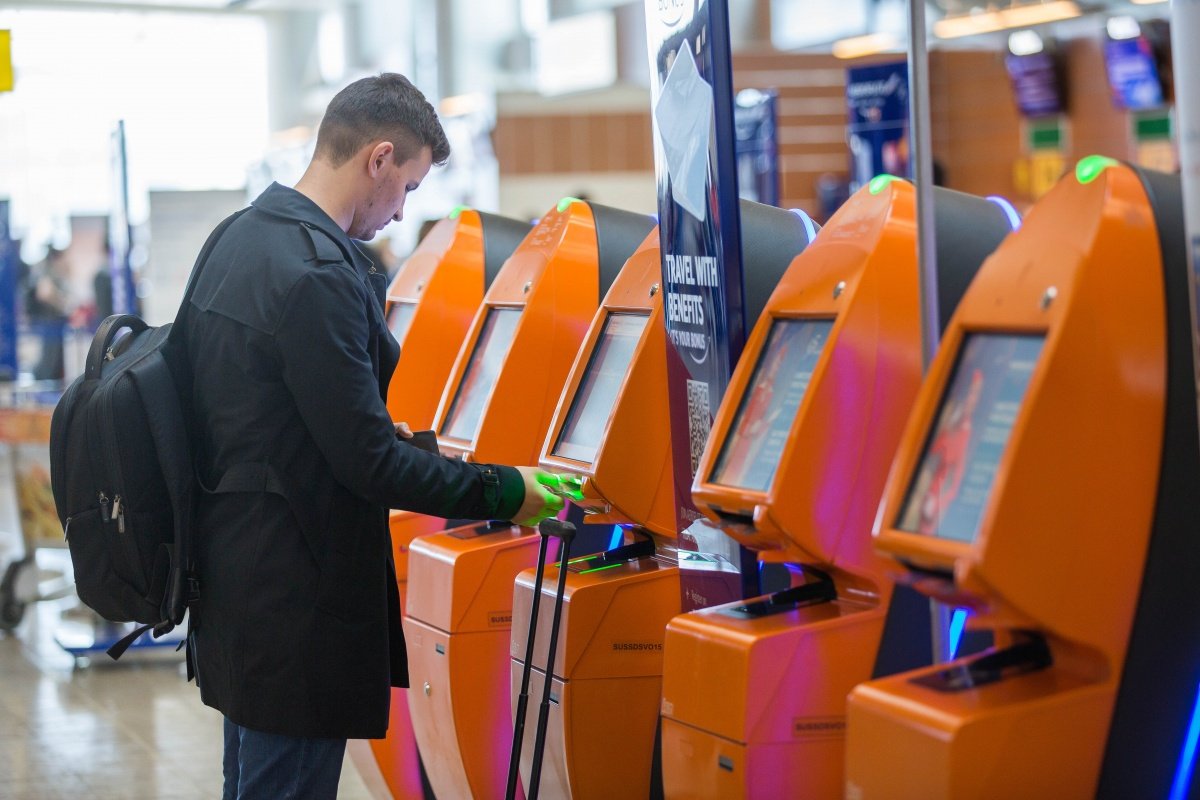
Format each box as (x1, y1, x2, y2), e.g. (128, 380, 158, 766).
(185, 183, 524, 739)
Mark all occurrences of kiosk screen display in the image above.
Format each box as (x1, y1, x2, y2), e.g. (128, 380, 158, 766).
(553, 313, 649, 464)
(442, 307, 522, 442)
(711, 318, 834, 491)
(387, 301, 417, 344)
(897, 333, 1044, 543)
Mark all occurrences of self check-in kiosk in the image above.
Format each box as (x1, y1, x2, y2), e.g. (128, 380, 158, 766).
(403, 198, 654, 800)
(370, 208, 529, 799)
(661, 179, 1016, 799)
(384, 208, 530, 427)
(510, 200, 817, 798)
(845, 159, 1196, 798)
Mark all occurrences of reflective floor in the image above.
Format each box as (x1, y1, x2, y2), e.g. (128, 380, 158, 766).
(0, 552, 382, 800)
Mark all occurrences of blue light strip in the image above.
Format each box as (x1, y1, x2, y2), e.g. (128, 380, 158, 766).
(985, 195, 1022, 231)
(1168, 682, 1200, 800)
(948, 608, 969, 658)
(608, 525, 624, 551)
(790, 208, 820, 244)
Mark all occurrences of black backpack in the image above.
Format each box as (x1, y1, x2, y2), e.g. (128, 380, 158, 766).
(48, 208, 247, 660)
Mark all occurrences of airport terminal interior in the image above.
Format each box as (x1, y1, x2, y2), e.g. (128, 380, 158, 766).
(1, 0, 1199, 797)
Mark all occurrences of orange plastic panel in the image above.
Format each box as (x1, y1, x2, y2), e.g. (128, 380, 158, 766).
(511, 668, 664, 800)
(538, 229, 677, 537)
(434, 201, 600, 466)
(406, 524, 539, 635)
(660, 593, 881, 798)
(385, 212, 488, 429)
(404, 617, 523, 800)
(848, 164, 1167, 797)
(511, 560, 679, 681)
(506, 560, 679, 797)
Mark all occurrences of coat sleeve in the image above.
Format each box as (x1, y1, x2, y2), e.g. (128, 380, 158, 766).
(274, 265, 525, 520)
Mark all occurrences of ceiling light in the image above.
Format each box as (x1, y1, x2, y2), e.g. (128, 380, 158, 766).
(832, 32, 903, 59)
(1008, 30, 1045, 55)
(1106, 15, 1141, 39)
(934, 0, 1081, 39)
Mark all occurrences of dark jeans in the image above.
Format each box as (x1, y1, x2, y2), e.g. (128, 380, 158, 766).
(222, 717, 347, 800)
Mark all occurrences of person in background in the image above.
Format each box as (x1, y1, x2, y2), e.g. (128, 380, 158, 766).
(26, 247, 70, 382)
(182, 73, 565, 800)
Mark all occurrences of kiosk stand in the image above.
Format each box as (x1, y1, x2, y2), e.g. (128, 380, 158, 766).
(661, 179, 1015, 799)
(510, 201, 815, 798)
(845, 159, 1191, 799)
(370, 208, 528, 799)
(403, 199, 653, 800)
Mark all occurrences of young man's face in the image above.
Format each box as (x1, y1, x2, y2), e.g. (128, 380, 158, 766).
(351, 144, 434, 241)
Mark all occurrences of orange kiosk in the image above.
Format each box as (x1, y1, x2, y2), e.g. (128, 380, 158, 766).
(844, 159, 1191, 798)
(371, 208, 529, 799)
(404, 198, 654, 800)
(660, 179, 1016, 798)
(510, 200, 818, 798)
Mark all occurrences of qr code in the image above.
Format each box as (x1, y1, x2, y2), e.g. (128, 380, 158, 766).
(686, 379, 711, 475)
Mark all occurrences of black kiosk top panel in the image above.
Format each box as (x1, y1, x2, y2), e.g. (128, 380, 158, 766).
(739, 199, 817, 327)
(587, 202, 657, 298)
(931, 188, 1018, 333)
(478, 211, 533, 289)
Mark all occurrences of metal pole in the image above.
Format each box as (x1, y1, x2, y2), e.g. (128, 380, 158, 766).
(1171, 0, 1200, 423)
(905, 0, 954, 664)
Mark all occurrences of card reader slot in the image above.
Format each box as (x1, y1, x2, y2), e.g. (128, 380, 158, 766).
(910, 631, 1052, 693)
(721, 567, 837, 618)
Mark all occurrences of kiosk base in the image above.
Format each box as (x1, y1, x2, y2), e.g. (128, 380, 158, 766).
(510, 558, 680, 799)
(369, 509, 445, 799)
(405, 523, 541, 799)
(661, 592, 886, 800)
(846, 658, 1112, 799)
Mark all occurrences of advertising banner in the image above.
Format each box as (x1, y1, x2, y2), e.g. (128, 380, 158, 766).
(734, 88, 780, 206)
(846, 61, 910, 192)
(644, 0, 756, 608)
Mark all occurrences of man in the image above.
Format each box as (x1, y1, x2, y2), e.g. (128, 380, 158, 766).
(183, 73, 562, 799)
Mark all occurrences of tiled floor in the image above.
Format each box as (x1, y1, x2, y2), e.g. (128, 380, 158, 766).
(0, 552, 384, 800)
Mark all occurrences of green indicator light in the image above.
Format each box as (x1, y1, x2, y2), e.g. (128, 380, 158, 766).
(449, 205, 469, 219)
(1076, 155, 1119, 185)
(556, 196, 582, 213)
(868, 174, 900, 195)
(579, 563, 623, 575)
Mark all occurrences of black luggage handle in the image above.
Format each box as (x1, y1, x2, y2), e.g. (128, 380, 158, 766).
(85, 314, 149, 380)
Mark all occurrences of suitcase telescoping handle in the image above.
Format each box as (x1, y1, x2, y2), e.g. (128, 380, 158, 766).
(505, 518, 577, 800)
(85, 314, 149, 380)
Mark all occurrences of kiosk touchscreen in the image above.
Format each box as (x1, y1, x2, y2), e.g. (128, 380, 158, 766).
(370, 208, 529, 799)
(845, 160, 1196, 799)
(510, 201, 818, 799)
(663, 179, 1017, 799)
(403, 198, 654, 800)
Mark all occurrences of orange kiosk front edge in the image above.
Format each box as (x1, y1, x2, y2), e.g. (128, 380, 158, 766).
(511, 200, 818, 798)
(370, 208, 529, 799)
(403, 199, 653, 800)
(845, 160, 1186, 798)
(661, 180, 1015, 798)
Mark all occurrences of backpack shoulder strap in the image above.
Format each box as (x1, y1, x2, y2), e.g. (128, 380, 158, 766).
(173, 206, 253, 328)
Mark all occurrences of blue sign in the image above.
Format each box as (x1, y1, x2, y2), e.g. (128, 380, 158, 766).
(645, 0, 756, 608)
(1104, 36, 1164, 111)
(734, 89, 780, 206)
(846, 61, 910, 192)
(0, 200, 18, 380)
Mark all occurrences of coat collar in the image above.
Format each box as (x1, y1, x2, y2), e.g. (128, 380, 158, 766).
(251, 182, 376, 278)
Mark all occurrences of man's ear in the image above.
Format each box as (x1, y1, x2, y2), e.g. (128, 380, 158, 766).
(366, 141, 395, 177)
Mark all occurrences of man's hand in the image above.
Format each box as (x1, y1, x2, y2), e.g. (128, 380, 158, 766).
(394, 421, 413, 439)
(512, 467, 567, 527)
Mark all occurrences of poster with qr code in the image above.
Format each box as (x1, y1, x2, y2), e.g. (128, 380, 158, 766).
(646, 0, 756, 609)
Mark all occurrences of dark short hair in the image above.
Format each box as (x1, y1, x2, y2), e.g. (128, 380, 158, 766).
(314, 73, 451, 168)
